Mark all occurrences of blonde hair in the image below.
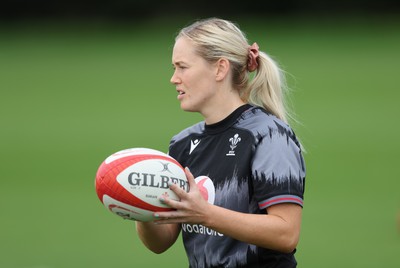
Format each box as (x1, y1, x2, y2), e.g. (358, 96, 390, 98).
(176, 18, 291, 123)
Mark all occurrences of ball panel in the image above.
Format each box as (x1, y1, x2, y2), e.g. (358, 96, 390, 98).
(103, 194, 154, 222)
(104, 148, 174, 165)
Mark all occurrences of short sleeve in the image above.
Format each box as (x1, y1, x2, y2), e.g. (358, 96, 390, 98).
(252, 121, 306, 209)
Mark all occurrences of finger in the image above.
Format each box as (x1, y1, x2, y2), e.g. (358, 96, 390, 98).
(168, 181, 188, 198)
(159, 194, 183, 209)
(184, 167, 198, 190)
(153, 212, 170, 220)
(169, 168, 195, 195)
(185, 167, 195, 184)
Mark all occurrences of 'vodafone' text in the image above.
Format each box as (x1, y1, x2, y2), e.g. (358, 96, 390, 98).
(182, 224, 224, 237)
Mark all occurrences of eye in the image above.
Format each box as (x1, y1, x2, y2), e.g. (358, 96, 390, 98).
(172, 65, 186, 70)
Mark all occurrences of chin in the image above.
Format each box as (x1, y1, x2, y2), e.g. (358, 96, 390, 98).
(180, 103, 197, 113)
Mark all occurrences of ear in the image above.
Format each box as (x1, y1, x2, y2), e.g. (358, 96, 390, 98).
(215, 58, 230, 82)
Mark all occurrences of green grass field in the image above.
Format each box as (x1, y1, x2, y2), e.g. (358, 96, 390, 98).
(1, 16, 399, 267)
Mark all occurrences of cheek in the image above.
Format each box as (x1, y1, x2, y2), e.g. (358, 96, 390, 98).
(184, 67, 216, 99)
(190, 72, 215, 92)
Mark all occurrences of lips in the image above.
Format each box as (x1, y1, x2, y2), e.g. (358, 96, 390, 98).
(177, 89, 186, 101)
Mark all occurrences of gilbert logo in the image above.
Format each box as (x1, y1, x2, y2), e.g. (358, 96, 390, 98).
(226, 133, 241, 156)
(159, 162, 172, 174)
(189, 139, 201, 155)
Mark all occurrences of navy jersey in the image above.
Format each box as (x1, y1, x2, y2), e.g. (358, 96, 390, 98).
(168, 104, 306, 268)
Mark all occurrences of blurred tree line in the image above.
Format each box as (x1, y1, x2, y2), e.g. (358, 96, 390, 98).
(1, 0, 399, 21)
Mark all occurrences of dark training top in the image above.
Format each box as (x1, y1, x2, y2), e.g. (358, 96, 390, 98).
(168, 104, 306, 268)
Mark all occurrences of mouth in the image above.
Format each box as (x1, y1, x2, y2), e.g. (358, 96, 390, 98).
(176, 89, 186, 101)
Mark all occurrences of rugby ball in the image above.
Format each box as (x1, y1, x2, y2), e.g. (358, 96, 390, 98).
(95, 148, 188, 222)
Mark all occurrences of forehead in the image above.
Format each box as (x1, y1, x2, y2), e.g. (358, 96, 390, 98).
(172, 37, 199, 63)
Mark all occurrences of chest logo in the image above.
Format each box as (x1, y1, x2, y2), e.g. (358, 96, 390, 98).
(226, 133, 241, 156)
(189, 139, 201, 155)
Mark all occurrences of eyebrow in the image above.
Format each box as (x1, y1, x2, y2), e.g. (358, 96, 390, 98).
(172, 61, 184, 65)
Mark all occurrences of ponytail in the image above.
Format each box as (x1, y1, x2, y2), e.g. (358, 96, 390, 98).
(245, 52, 290, 124)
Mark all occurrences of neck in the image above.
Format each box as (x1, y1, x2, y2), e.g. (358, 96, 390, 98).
(202, 98, 245, 125)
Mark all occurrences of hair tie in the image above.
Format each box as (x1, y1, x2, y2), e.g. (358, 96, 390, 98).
(247, 42, 259, 72)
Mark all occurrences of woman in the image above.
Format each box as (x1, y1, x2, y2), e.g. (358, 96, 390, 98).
(136, 18, 306, 268)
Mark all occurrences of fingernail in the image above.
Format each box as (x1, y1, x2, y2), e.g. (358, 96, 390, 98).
(185, 167, 191, 172)
(159, 197, 165, 203)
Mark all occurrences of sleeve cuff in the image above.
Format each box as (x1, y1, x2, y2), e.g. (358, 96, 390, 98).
(259, 195, 303, 209)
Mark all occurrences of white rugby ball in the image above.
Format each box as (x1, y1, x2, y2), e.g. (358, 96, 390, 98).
(95, 148, 188, 221)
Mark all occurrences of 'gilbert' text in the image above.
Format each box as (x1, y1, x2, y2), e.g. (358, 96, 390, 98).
(128, 172, 189, 191)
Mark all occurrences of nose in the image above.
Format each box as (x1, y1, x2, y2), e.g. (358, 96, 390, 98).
(170, 70, 180, 85)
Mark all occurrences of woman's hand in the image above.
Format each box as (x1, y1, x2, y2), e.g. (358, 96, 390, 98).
(153, 167, 211, 225)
